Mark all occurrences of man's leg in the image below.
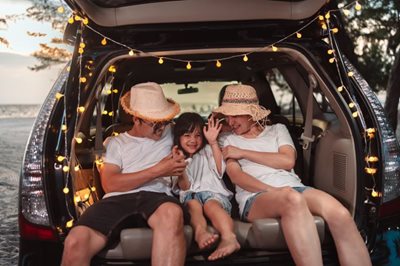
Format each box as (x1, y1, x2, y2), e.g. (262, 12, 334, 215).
(61, 225, 107, 266)
(186, 199, 219, 249)
(247, 187, 323, 266)
(147, 202, 186, 266)
(203, 200, 240, 260)
(303, 189, 372, 266)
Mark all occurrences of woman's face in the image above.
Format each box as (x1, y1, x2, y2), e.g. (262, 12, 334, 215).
(179, 127, 203, 156)
(226, 115, 254, 136)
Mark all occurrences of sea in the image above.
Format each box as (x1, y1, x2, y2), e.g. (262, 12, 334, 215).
(0, 105, 39, 265)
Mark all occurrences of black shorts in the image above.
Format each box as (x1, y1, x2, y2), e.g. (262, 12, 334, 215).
(76, 191, 190, 245)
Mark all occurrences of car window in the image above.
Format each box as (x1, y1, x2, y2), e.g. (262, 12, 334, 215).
(162, 81, 237, 117)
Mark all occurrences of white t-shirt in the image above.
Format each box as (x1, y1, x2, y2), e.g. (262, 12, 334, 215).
(180, 144, 233, 200)
(222, 123, 304, 215)
(102, 126, 174, 198)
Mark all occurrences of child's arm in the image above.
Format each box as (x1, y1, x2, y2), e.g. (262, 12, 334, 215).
(177, 171, 191, 190)
(203, 116, 223, 175)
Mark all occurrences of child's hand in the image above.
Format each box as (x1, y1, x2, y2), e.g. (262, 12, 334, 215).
(203, 115, 222, 144)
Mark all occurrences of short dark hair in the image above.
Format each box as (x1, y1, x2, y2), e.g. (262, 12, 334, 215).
(173, 112, 207, 157)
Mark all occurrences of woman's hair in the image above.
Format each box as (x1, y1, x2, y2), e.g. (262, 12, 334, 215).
(173, 112, 207, 157)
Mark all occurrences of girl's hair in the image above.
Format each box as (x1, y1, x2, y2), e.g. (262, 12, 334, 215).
(173, 112, 207, 157)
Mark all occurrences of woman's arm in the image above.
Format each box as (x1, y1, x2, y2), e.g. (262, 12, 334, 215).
(226, 159, 273, 192)
(222, 144, 296, 170)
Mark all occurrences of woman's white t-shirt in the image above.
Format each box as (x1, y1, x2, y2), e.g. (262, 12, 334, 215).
(102, 126, 174, 198)
(180, 144, 233, 200)
(222, 123, 304, 215)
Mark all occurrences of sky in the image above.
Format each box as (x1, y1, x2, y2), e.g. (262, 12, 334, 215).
(0, 0, 67, 104)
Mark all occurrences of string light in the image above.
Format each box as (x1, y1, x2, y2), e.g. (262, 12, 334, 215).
(216, 60, 222, 68)
(75, 137, 83, 144)
(332, 28, 339, 33)
(56, 92, 64, 100)
(329, 58, 335, 63)
(129, 50, 135, 56)
(66, 219, 74, 228)
(101, 38, 107, 46)
(337, 86, 344, 92)
(186, 61, 192, 70)
(365, 167, 377, 174)
(272, 45, 278, 52)
(371, 189, 379, 198)
(355, 1, 362, 11)
(57, 155, 66, 162)
(80, 77, 87, 83)
(327, 49, 334, 55)
(343, 9, 350, 16)
(61, 124, 67, 131)
(63, 165, 70, 172)
(78, 106, 85, 113)
(348, 102, 355, 108)
(158, 57, 164, 64)
(365, 156, 379, 163)
(296, 32, 302, 38)
(57, 6, 65, 13)
(63, 187, 69, 194)
(347, 71, 354, 77)
(74, 165, 80, 171)
(243, 54, 249, 62)
(68, 17, 74, 24)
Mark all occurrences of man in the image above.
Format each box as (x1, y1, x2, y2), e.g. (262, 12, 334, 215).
(61, 82, 188, 266)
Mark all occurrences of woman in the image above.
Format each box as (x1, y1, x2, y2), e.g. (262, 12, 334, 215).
(213, 84, 371, 266)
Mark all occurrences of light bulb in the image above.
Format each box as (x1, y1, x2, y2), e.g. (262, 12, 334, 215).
(57, 6, 65, 13)
(101, 38, 107, 46)
(63, 187, 69, 194)
(216, 60, 222, 68)
(186, 62, 192, 70)
(243, 55, 248, 62)
(158, 57, 164, 64)
(296, 32, 302, 38)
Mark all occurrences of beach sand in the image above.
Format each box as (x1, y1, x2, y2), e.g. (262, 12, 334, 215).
(0, 118, 34, 265)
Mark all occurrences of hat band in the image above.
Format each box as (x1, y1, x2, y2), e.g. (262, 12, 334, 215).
(222, 97, 259, 104)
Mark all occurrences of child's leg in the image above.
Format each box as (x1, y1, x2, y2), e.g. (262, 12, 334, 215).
(203, 199, 240, 260)
(186, 199, 219, 249)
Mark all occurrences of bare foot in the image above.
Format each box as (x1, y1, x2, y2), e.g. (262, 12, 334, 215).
(195, 231, 219, 250)
(208, 236, 240, 261)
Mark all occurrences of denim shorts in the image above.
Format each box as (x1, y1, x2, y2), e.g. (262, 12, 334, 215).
(241, 186, 312, 221)
(182, 191, 232, 214)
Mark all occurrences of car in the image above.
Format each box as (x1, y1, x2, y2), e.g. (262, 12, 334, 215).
(18, 0, 400, 265)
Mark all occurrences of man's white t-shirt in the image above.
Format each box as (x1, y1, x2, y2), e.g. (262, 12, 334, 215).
(222, 123, 304, 215)
(102, 126, 174, 198)
(180, 144, 233, 200)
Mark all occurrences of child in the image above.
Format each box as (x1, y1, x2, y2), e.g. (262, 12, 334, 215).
(173, 112, 240, 261)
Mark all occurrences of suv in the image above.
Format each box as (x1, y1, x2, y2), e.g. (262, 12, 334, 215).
(18, 0, 400, 265)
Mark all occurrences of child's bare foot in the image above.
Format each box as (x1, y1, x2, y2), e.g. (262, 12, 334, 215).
(208, 236, 240, 261)
(195, 231, 219, 250)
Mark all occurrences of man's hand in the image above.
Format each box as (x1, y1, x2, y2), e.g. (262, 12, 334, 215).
(156, 146, 187, 176)
(222, 145, 244, 160)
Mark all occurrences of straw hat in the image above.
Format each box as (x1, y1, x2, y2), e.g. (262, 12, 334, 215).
(120, 82, 180, 122)
(213, 84, 270, 121)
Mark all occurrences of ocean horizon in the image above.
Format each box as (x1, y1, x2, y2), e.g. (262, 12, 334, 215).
(0, 104, 40, 119)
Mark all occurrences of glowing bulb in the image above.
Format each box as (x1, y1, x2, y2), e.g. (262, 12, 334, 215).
(78, 106, 85, 113)
(61, 124, 67, 131)
(129, 50, 135, 56)
(352, 111, 358, 118)
(63, 187, 69, 194)
(95, 159, 103, 166)
(366, 128, 376, 139)
(108, 65, 116, 73)
(79, 42, 86, 48)
(63, 166, 70, 172)
(371, 190, 379, 197)
(348, 102, 355, 108)
(348, 71, 354, 77)
(343, 9, 350, 16)
(68, 17, 74, 24)
(332, 28, 339, 33)
(321, 23, 327, 30)
(272, 45, 278, 52)
(66, 219, 74, 228)
(67, 66, 71, 72)
(327, 49, 334, 55)
(337, 86, 344, 92)
(108, 111, 114, 116)
(101, 38, 107, 46)
(112, 89, 118, 93)
(243, 55, 248, 62)
(74, 165, 80, 171)
(56, 92, 64, 100)
(102, 111, 108, 115)
(329, 58, 335, 63)
(296, 32, 302, 38)
(74, 15, 81, 21)
(319, 15, 324, 21)
(57, 6, 65, 13)
(355, 2, 362, 11)
(75, 137, 83, 144)
(57, 155, 65, 162)
(186, 62, 192, 70)
(158, 57, 164, 64)
(83, 18, 89, 25)
(216, 60, 222, 68)
(80, 77, 87, 83)
(74, 195, 81, 204)
(112, 132, 119, 136)
(365, 156, 379, 163)
(106, 89, 112, 95)
(91, 187, 96, 192)
(325, 12, 331, 19)
(78, 48, 84, 54)
(365, 167, 377, 174)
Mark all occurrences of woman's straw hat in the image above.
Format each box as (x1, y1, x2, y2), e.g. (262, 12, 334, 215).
(120, 82, 180, 122)
(213, 84, 270, 121)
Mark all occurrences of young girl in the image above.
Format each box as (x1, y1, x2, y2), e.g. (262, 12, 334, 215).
(173, 112, 240, 261)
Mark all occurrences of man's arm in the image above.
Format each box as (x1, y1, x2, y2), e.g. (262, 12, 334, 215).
(222, 145, 296, 171)
(100, 152, 186, 193)
(226, 159, 273, 192)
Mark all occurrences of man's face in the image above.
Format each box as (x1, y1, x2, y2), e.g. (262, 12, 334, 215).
(226, 115, 253, 135)
(138, 119, 172, 140)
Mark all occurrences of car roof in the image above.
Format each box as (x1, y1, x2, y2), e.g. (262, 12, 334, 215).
(64, 0, 327, 27)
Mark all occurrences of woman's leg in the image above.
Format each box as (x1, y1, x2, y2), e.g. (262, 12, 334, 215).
(203, 200, 240, 260)
(247, 187, 323, 266)
(186, 199, 219, 249)
(303, 189, 372, 266)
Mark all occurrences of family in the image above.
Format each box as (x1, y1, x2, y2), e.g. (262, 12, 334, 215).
(61, 82, 372, 266)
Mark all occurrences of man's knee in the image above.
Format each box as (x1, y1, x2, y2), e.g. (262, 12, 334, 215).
(150, 202, 184, 230)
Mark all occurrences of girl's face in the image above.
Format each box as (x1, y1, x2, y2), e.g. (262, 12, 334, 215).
(179, 127, 203, 156)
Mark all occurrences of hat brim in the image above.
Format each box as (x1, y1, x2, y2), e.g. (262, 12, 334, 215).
(214, 103, 270, 121)
(120, 91, 180, 122)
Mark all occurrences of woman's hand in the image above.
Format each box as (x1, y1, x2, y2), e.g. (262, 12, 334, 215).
(222, 145, 244, 160)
